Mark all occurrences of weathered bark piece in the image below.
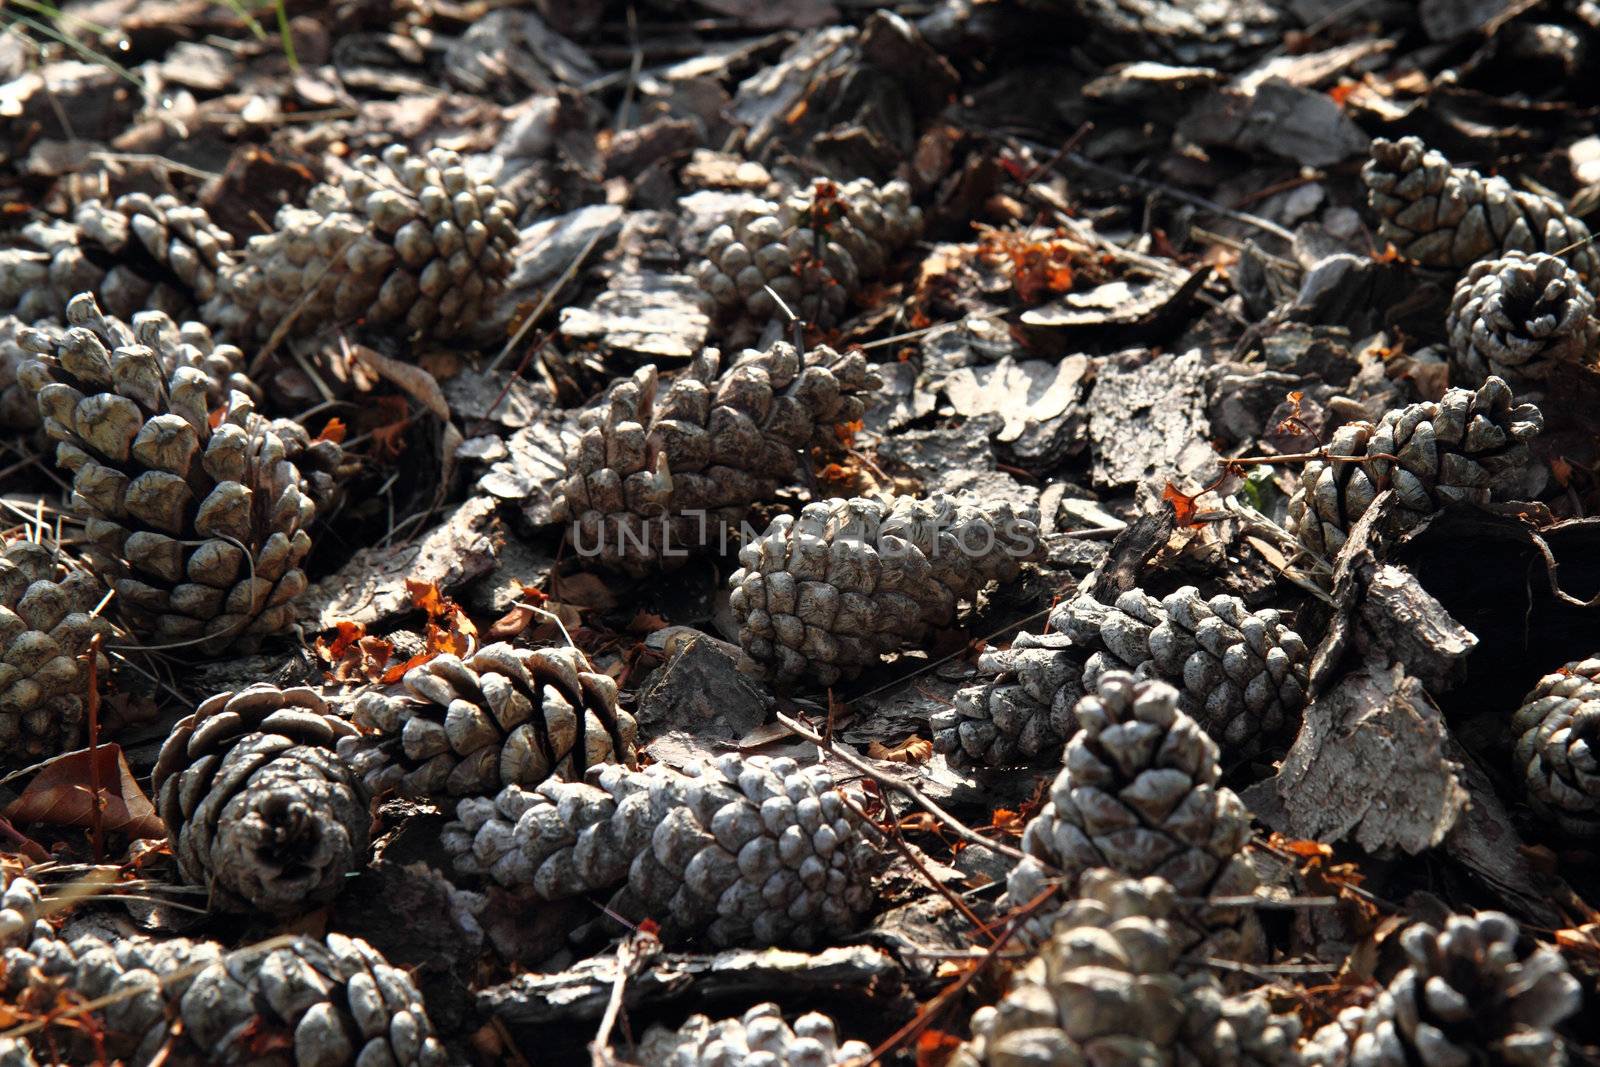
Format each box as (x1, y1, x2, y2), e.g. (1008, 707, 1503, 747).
(1087, 349, 1219, 492)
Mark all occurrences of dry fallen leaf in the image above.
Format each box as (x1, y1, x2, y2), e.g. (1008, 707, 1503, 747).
(867, 737, 934, 765)
(5, 745, 165, 840)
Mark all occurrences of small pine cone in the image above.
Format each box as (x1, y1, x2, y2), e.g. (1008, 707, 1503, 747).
(335, 642, 637, 799)
(440, 754, 882, 948)
(152, 684, 370, 915)
(931, 629, 1083, 767)
(0, 539, 110, 770)
(1511, 658, 1600, 838)
(1363, 137, 1600, 285)
(1446, 252, 1599, 386)
(1285, 377, 1544, 558)
(552, 341, 881, 575)
(1006, 672, 1263, 962)
(639, 1002, 873, 1067)
(1304, 913, 1580, 1067)
(0, 877, 50, 950)
(20, 294, 336, 653)
(729, 494, 1043, 688)
(694, 178, 921, 343)
(205, 145, 518, 343)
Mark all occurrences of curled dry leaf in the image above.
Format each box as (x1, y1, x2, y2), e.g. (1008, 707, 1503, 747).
(866, 737, 934, 765)
(4, 744, 165, 840)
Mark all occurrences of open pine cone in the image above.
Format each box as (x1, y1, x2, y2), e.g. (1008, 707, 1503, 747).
(1, 317, 60, 431)
(0, 876, 48, 951)
(152, 684, 370, 915)
(20, 294, 343, 654)
(441, 754, 882, 948)
(1285, 376, 1544, 558)
(1511, 658, 1600, 839)
(728, 493, 1043, 687)
(551, 341, 881, 575)
(336, 642, 637, 799)
(203, 145, 518, 344)
(639, 1002, 873, 1067)
(1446, 252, 1599, 386)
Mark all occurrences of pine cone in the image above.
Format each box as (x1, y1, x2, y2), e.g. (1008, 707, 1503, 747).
(639, 1002, 873, 1067)
(204, 145, 518, 343)
(19, 294, 340, 654)
(0, 539, 110, 771)
(441, 754, 882, 948)
(1363, 137, 1600, 284)
(0, 193, 236, 324)
(1, 317, 61, 431)
(1446, 252, 1599, 386)
(336, 642, 637, 799)
(152, 684, 370, 915)
(694, 178, 921, 344)
(551, 341, 881, 575)
(1006, 672, 1263, 962)
(1304, 913, 1580, 1067)
(1, 930, 447, 1066)
(932, 630, 1083, 767)
(1511, 658, 1600, 838)
(0, 877, 49, 951)
(729, 494, 1042, 688)
(1285, 377, 1544, 558)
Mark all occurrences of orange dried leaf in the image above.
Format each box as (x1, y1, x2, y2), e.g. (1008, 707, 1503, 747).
(381, 651, 435, 684)
(1162, 482, 1201, 527)
(917, 1029, 963, 1066)
(406, 579, 446, 616)
(1551, 456, 1573, 487)
(1370, 243, 1403, 263)
(313, 416, 347, 444)
(4, 745, 165, 840)
(866, 737, 934, 765)
(1270, 833, 1334, 860)
(834, 418, 864, 445)
(316, 620, 366, 661)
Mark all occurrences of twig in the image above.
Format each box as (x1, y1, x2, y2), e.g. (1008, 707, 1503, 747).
(489, 227, 608, 373)
(83, 631, 106, 862)
(842, 791, 996, 944)
(589, 927, 658, 1067)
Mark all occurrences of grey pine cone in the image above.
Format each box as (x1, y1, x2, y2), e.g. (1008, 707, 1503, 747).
(441, 754, 882, 948)
(1006, 672, 1264, 963)
(638, 1002, 873, 1067)
(1304, 913, 1580, 1067)
(204, 145, 518, 343)
(1, 317, 61, 431)
(1511, 658, 1600, 838)
(0, 877, 50, 951)
(0, 539, 110, 771)
(1284, 376, 1544, 558)
(336, 641, 637, 799)
(551, 341, 881, 575)
(1446, 252, 1599, 386)
(694, 177, 921, 344)
(1362, 137, 1600, 284)
(19, 294, 342, 653)
(933, 629, 1083, 767)
(152, 684, 370, 915)
(728, 493, 1043, 688)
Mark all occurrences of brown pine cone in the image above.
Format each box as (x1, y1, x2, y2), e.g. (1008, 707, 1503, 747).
(551, 341, 881, 575)
(1446, 252, 1599, 386)
(1284, 377, 1544, 558)
(1511, 658, 1600, 838)
(1363, 137, 1600, 285)
(204, 145, 518, 344)
(728, 493, 1043, 687)
(152, 684, 370, 915)
(336, 642, 637, 799)
(638, 1003, 873, 1067)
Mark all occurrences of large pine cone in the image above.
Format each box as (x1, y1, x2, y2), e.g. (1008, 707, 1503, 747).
(1363, 137, 1600, 284)
(1006, 672, 1264, 963)
(20, 294, 342, 653)
(1446, 252, 1599, 386)
(204, 145, 518, 343)
(441, 754, 882, 948)
(152, 684, 370, 915)
(1, 929, 447, 1066)
(336, 642, 637, 799)
(694, 178, 921, 344)
(551, 341, 881, 575)
(0, 193, 236, 324)
(1284, 377, 1544, 558)
(639, 1002, 873, 1067)
(1511, 658, 1600, 838)
(0, 539, 110, 771)
(1304, 913, 1580, 1067)
(729, 494, 1043, 687)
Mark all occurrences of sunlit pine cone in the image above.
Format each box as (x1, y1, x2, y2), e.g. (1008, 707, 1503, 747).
(1363, 137, 1600, 285)
(19, 294, 342, 654)
(0, 930, 447, 1066)
(1030, 0, 1285, 70)
(932, 628, 1083, 767)
(638, 1002, 873, 1067)
(152, 683, 369, 915)
(1511, 658, 1600, 839)
(1446, 252, 1599, 386)
(1183, 981, 1304, 1067)
(0, 877, 49, 951)
(0, 539, 110, 772)
(335, 642, 637, 799)
(1284, 376, 1544, 559)
(1, 316, 60, 431)
(0, 193, 237, 324)
(1006, 672, 1264, 963)
(551, 340, 881, 575)
(1303, 913, 1580, 1067)
(204, 145, 518, 343)
(694, 177, 921, 344)
(441, 754, 882, 948)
